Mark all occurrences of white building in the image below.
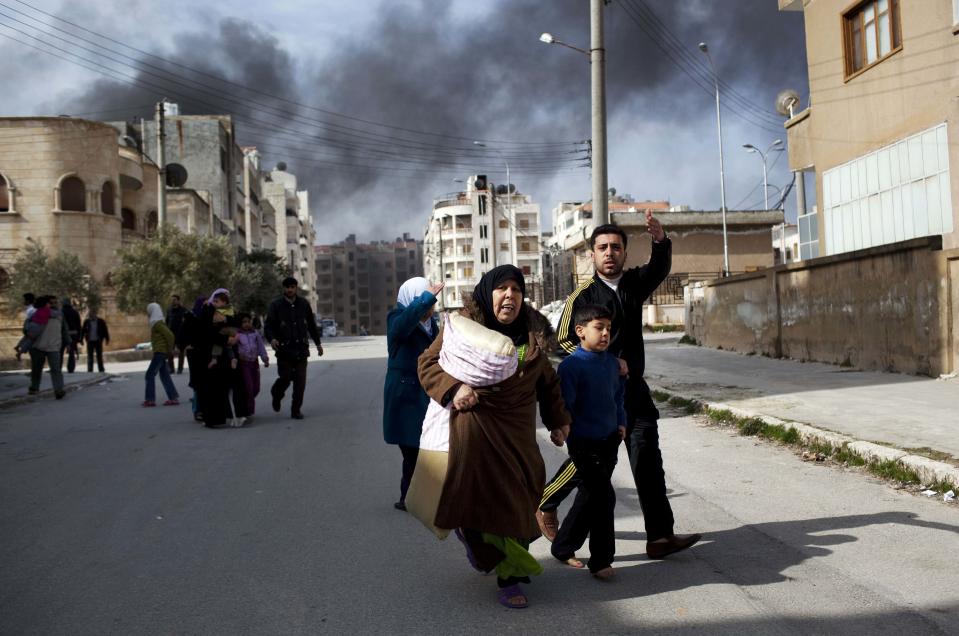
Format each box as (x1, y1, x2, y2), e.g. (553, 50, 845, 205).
(424, 175, 543, 308)
(262, 163, 318, 309)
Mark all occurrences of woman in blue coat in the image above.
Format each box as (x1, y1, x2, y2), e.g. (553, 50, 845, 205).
(383, 277, 443, 511)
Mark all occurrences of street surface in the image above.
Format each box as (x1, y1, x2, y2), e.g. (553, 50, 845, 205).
(2, 336, 958, 635)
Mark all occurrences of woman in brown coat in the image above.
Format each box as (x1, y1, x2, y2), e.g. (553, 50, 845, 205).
(417, 265, 571, 609)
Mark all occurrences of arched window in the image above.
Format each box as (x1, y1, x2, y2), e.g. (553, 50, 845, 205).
(60, 176, 86, 212)
(100, 181, 115, 215)
(0, 266, 9, 292)
(146, 210, 157, 235)
(121, 208, 137, 230)
(0, 172, 9, 212)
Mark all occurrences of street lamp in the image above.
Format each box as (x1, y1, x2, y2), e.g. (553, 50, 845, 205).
(473, 141, 516, 264)
(743, 139, 785, 262)
(539, 0, 608, 227)
(698, 42, 729, 277)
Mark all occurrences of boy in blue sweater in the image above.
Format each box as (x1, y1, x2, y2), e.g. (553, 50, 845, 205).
(550, 304, 626, 580)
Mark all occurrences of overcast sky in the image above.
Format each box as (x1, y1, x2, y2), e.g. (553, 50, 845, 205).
(0, 0, 809, 244)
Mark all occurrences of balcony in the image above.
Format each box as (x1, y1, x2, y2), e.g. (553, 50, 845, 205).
(433, 192, 470, 210)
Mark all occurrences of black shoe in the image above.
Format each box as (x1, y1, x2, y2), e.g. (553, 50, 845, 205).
(272, 394, 281, 412)
(54, 391, 66, 400)
(27, 388, 38, 395)
(291, 411, 304, 420)
(394, 501, 407, 511)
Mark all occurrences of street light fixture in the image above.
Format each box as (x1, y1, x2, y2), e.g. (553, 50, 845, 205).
(743, 139, 785, 260)
(474, 141, 516, 265)
(698, 42, 729, 277)
(539, 32, 589, 56)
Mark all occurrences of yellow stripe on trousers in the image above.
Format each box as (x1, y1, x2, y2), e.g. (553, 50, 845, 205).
(539, 461, 579, 507)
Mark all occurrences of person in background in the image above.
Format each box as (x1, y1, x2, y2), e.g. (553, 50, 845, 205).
(265, 277, 323, 420)
(166, 294, 187, 374)
(81, 308, 109, 373)
(60, 298, 82, 373)
(143, 302, 179, 407)
(28, 296, 69, 399)
(382, 277, 442, 511)
(16, 295, 51, 363)
(232, 312, 269, 426)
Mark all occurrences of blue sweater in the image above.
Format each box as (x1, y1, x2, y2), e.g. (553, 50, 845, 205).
(557, 346, 627, 441)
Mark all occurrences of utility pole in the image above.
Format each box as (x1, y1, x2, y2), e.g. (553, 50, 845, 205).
(243, 150, 252, 253)
(436, 217, 444, 309)
(155, 100, 167, 235)
(590, 0, 608, 226)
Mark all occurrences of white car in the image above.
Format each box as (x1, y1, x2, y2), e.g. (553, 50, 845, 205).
(320, 318, 338, 338)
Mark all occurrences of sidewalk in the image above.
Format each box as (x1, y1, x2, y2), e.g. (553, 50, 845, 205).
(644, 333, 959, 487)
(0, 369, 112, 408)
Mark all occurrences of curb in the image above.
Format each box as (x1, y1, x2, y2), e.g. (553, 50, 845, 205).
(648, 383, 959, 493)
(0, 374, 115, 410)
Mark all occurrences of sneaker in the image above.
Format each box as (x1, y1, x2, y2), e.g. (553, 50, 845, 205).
(291, 412, 304, 420)
(142, 400, 156, 407)
(230, 417, 246, 428)
(163, 399, 180, 406)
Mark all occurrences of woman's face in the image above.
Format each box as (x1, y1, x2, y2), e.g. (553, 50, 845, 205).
(212, 296, 227, 309)
(492, 279, 522, 324)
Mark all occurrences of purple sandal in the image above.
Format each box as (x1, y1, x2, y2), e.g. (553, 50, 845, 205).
(454, 528, 483, 572)
(496, 584, 528, 609)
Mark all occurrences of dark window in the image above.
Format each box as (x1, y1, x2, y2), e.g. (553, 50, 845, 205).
(220, 147, 227, 172)
(843, 0, 900, 78)
(146, 210, 158, 235)
(0, 266, 9, 291)
(121, 208, 137, 230)
(101, 181, 115, 215)
(522, 265, 532, 275)
(61, 176, 86, 211)
(0, 173, 9, 212)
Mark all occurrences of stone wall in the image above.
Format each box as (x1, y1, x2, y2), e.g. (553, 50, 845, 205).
(686, 236, 959, 376)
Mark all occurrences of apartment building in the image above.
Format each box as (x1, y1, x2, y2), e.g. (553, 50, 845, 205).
(262, 164, 317, 309)
(314, 234, 423, 336)
(423, 175, 543, 308)
(780, 0, 958, 257)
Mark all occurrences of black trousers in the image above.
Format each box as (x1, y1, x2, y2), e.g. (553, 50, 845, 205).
(168, 348, 185, 374)
(61, 341, 79, 373)
(86, 340, 104, 372)
(398, 445, 419, 502)
(551, 434, 619, 573)
(271, 355, 308, 415)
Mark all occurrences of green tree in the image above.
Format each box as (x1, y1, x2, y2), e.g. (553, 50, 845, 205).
(231, 249, 285, 317)
(1, 239, 101, 314)
(112, 225, 235, 313)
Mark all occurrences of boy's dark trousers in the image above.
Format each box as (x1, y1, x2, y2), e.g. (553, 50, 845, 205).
(550, 432, 620, 573)
(271, 354, 307, 415)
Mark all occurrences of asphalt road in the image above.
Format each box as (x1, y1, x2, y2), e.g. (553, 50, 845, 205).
(2, 336, 958, 635)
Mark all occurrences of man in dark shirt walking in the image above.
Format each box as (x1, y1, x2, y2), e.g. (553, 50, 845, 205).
(264, 277, 323, 419)
(538, 214, 701, 560)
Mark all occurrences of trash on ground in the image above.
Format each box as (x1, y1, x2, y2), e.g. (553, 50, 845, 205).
(945, 490, 956, 503)
(920, 489, 937, 497)
(801, 450, 826, 462)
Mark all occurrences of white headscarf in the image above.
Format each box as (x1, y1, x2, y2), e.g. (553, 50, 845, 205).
(396, 277, 433, 335)
(147, 302, 164, 327)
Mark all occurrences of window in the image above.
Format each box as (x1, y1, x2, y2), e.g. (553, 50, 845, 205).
(101, 181, 115, 214)
(220, 147, 227, 172)
(518, 219, 529, 229)
(146, 210, 158, 235)
(843, 0, 901, 78)
(520, 241, 531, 252)
(463, 266, 473, 278)
(479, 225, 488, 239)
(499, 242, 509, 252)
(0, 172, 10, 212)
(0, 266, 8, 292)
(121, 208, 137, 230)
(478, 197, 487, 216)
(499, 219, 508, 229)
(522, 265, 532, 275)
(60, 176, 86, 211)
(480, 247, 489, 264)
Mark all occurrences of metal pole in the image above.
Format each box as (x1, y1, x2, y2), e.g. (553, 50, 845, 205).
(243, 151, 252, 253)
(590, 0, 608, 226)
(155, 100, 167, 235)
(700, 46, 729, 276)
(505, 159, 516, 265)
(437, 217, 444, 309)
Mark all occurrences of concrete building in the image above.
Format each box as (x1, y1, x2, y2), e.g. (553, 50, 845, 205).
(314, 234, 423, 336)
(779, 0, 958, 257)
(773, 223, 801, 264)
(261, 163, 317, 309)
(424, 175, 544, 308)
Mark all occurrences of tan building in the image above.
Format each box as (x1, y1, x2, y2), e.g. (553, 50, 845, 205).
(261, 164, 317, 309)
(780, 0, 958, 256)
(314, 234, 424, 336)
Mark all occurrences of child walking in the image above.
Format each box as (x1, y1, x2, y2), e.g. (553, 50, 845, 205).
(144, 303, 180, 407)
(550, 304, 626, 580)
(14, 295, 51, 360)
(232, 313, 269, 426)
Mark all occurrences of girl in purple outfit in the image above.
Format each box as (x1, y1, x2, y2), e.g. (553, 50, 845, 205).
(231, 313, 269, 426)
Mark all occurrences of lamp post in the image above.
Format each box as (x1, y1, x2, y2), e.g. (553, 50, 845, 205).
(698, 42, 729, 276)
(473, 141, 516, 265)
(743, 139, 785, 262)
(539, 0, 608, 226)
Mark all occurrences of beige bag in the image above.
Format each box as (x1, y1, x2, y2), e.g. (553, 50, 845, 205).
(405, 448, 450, 540)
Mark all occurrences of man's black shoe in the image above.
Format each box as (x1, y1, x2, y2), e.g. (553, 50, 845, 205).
(291, 412, 304, 420)
(272, 393, 281, 413)
(54, 391, 66, 400)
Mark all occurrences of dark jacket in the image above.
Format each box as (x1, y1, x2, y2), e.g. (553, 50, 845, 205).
(166, 305, 186, 335)
(556, 237, 672, 420)
(81, 317, 110, 344)
(264, 294, 321, 360)
(61, 302, 81, 339)
(382, 291, 438, 447)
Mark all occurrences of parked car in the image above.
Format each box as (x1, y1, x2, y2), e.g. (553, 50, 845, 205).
(320, 318, 338, 338)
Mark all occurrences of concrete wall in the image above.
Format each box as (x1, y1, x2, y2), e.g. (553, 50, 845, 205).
(785, 0, 959, 251)
(686, 236, 959, 376)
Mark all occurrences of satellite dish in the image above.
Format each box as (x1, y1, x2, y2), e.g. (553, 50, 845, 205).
(165, 163, 188, 187)
(496, 184, 508, 195)
(776, 89, 801, 118)
(276, 161, 288, 171)
(474, 175, 487, 190)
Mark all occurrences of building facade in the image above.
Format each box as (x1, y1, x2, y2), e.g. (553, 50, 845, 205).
(423, 175, 543, 308)
(262, 164, 317, 309)
(780, 0, 958, 256)
(314, 234, 423, 336)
